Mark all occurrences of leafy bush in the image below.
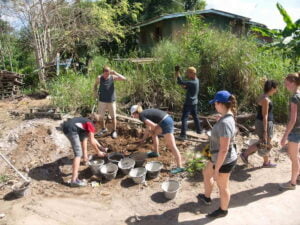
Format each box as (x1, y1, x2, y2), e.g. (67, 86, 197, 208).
(48, 17, 293, 121)
(185, 154, 206, 176)
(48, 71, 95, 113)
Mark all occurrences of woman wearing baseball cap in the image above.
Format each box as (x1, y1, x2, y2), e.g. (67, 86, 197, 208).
(130, 105, 184, 174)
(198, 90, 238, 218)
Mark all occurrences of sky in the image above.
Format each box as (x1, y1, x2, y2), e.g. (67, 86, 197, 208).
(206, 0, 300, 29)
(1, 0, 299, 30)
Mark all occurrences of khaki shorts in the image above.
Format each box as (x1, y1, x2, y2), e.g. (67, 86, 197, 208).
(98, 101, 116, 119)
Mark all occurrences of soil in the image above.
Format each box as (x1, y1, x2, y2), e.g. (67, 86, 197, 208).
(0, 97, 299, 225)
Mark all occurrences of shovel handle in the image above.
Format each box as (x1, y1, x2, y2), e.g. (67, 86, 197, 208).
(0, 152, 30, 182)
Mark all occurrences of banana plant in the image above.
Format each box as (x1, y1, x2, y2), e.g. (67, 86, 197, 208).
(252, 3, 300, 70)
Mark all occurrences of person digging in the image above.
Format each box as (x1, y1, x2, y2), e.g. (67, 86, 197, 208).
(130, 105, 184, 174)
(62, 117, 107, 187)
(175, 65, 202, 140)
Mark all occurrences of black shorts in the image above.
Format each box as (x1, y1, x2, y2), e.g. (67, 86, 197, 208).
(213, 160, 237, 173)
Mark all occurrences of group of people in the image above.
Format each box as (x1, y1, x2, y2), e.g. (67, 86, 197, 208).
(61, 65, 300, 218)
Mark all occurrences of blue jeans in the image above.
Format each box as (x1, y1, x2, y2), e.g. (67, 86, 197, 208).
(180, 104, 201, 136)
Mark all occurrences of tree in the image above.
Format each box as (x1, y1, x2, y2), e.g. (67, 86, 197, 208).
(0, 0, 142, 85)
(0, 17, 15, 71)
(184, 0, 206, 11)
(130, 0, 206, 21)
(252, 3, 300, 70)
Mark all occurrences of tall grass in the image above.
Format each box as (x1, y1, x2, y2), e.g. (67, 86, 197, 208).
(48, 17, 293, 120)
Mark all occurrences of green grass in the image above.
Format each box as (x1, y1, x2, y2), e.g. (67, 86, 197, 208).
(0, 175, 9, 183)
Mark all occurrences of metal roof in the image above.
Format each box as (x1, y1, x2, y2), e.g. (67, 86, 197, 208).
(134, 8, 265, 28)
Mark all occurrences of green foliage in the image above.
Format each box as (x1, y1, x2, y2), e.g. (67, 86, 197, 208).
(252, 3, 300, 70)
(47, 71, 95, 113)
(185, 155, 206, 176)
(0, 174, 9, 183)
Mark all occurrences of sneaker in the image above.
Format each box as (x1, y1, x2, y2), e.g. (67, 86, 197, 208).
(279, 182, 296, 190)
(262, 161, 277, 168)
(147, 151, 160, 158)
(70, 179, 87, 187)
(197, 194, 212, 205)
(240, 152, 248, 165)
(95, 128, 108, 137)
(207, 208, 228, 218)
(170, 167, 185, 174)
(111, 131, 118, 139)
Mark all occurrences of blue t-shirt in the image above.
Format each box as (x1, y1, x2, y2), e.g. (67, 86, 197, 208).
(177, 77, 199, 105)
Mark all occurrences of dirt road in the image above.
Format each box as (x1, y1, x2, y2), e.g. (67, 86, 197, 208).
(0, 97, 299, 225)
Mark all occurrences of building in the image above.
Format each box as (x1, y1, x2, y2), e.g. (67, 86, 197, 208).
(134, 9, 268, 52)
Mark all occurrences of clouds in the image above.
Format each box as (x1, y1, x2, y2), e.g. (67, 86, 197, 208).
(206, 0, 300, 29)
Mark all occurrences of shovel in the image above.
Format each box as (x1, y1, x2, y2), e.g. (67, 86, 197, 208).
(0, 152, 31, 185)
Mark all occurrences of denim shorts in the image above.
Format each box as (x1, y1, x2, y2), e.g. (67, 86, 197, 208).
(288, 132, 300, 143)
(66, 132, 82, 157)
(159, 116, 174, 135)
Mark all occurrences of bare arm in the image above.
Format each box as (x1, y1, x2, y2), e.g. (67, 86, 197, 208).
(112, 71, 126, 81)
(93, 76, 100, 98)
(88, 132, 106, 156)
(140, 119, 158, 142)
(281, 103, 298, 146)
(261, 98, 269, 143)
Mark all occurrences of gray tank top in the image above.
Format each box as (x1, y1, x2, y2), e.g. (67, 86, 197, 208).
(98, 75, 115, 102)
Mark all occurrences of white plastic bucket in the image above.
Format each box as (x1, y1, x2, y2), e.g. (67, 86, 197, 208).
(118, 158, 135, 175)
(129, 167, 147, 184)
(12, 182, 30, 198)
(161, 180, 180, 200)
(145, 161, 163, 179)
(100, 163, 118, 180)
(88, 159, 105, 175)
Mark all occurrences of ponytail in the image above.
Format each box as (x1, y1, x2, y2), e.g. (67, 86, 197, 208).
(224, 95, 237, 116)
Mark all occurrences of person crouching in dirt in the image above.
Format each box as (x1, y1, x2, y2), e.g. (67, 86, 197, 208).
(197, 90, 237, 218)
(175, 66, 202, 140)
(130, 105, 184, 174)
(241, 80, 278, 167)
(62, 117, 107, 187)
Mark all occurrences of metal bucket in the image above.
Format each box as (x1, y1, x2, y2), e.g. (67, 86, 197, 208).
(100, 163, 118, 180)
(129, 152, 147, 167)
(118, 158, 135, 175)
(129, 167, 147, 184)
(88, 159, 105, 175)
(145, 161, 163, 179)
(161, 180, 180, 200)
(108, 152, 124, 164)
(12, 182, 30, 198)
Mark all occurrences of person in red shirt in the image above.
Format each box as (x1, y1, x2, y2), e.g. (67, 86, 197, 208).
(62, 117, 107, 187)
